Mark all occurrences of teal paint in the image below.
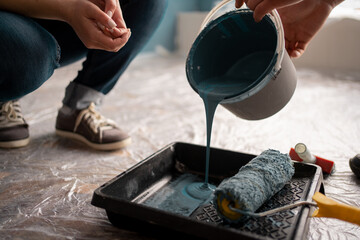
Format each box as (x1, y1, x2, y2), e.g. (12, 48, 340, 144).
(185, 11, 278, 202)
(144, 10, 289, 218)
(184, 181, 216, 200)
(186, 11, 278, 97)
(184, 51, 273, 201)
(143, 173, 210, 216)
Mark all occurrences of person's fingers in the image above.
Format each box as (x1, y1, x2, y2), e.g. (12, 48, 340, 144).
(109, 27, 130, 38)
(68, 1, 131, 52)
(235, 0, 245, 8)
(90, 0, 105, 10)
(91, 29, 131, 52)
(245, 0, 263, 12)
(96, 21, 107, 34)
(91, 1, 126, 36)
(292, 50, 301, 58)
(251, 0, 303, 22)
(286, 38, 297, 51)
(286, 40, 306, 58)
(89, 5, 118, 29)
(80, 27, 108, 50)
(103, 0, 117, 19)
(96, 20, 129, 38)
(292, 42, 306, 58)
(252, 1, 275, 22)
(112, 1, 127, 29)
(288, 48, 303, 58)
(110, 30, 131, 52)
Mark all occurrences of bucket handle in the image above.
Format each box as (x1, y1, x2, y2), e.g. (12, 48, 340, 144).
(199, 0, 285, 72)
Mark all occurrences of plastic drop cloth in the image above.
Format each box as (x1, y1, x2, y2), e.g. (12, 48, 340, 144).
(1, 54, 360, 240)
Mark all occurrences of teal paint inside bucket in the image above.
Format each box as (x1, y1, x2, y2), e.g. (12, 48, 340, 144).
(184, 10, 279, 200)
(186, 10, 278, 100)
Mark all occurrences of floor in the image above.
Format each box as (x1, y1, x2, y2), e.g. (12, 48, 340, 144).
(1, 53, 360, 240)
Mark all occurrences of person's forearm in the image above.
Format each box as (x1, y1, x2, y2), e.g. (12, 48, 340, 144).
(0, 0, 71, 21)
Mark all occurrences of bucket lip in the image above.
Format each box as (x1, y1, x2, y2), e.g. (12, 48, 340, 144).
(186, 10, 280, 102)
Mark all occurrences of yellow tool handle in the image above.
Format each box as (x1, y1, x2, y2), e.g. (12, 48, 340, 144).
(312, 192, 360, 226)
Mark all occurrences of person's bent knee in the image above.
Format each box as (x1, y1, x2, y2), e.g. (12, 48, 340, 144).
(0, 11, 60, 101)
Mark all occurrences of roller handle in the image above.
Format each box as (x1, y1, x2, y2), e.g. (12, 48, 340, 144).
(312, 192, 360, 226)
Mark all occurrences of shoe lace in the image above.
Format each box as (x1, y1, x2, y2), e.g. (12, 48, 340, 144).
(74, 103, 117, 139)
(0, 100, 26, 126)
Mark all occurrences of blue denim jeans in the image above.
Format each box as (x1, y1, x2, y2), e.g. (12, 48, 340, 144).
(0, 0, 167, 109)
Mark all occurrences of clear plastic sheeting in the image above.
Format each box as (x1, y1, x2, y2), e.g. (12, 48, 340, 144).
(1, 54, 360, 239)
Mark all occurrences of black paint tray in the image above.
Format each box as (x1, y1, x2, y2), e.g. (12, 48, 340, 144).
(91, 142, 324, 240)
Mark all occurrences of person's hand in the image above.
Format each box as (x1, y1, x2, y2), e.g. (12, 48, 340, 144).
(276, 0, 334, 58)
(235, 0, 341, 58)
(65, 0, 130, 52)
(91, 0, 128, 37)
(235, 0, 303, 22)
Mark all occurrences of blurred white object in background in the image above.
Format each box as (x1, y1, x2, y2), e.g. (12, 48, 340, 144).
(293, 0, 360, 71)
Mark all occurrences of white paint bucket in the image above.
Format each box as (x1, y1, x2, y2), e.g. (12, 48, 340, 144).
(186, 0, 297, 120)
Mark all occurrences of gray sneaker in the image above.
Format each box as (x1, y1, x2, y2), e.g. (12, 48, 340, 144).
(55, 103, 131, 151)
(0, 100, 30, 148)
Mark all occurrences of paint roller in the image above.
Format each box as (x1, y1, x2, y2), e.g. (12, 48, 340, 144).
(213, 149, 360, 226)
(213, 149, 294, 222)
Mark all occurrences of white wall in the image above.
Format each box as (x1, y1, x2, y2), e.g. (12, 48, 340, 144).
(293, 9, 360, 71)
(176, 12, 208, 57)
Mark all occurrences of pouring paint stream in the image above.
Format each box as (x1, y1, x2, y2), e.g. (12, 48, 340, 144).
(185, 51, 274, 200)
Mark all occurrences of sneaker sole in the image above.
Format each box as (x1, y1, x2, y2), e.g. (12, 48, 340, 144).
(0, 138, 30, 148)
(55, 129, 131, 151)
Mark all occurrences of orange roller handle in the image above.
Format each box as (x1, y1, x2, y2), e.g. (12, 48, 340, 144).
(312, 192, 360, 226)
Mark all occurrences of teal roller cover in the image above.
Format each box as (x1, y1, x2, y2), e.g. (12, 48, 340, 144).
(214, 149, 295, 222)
